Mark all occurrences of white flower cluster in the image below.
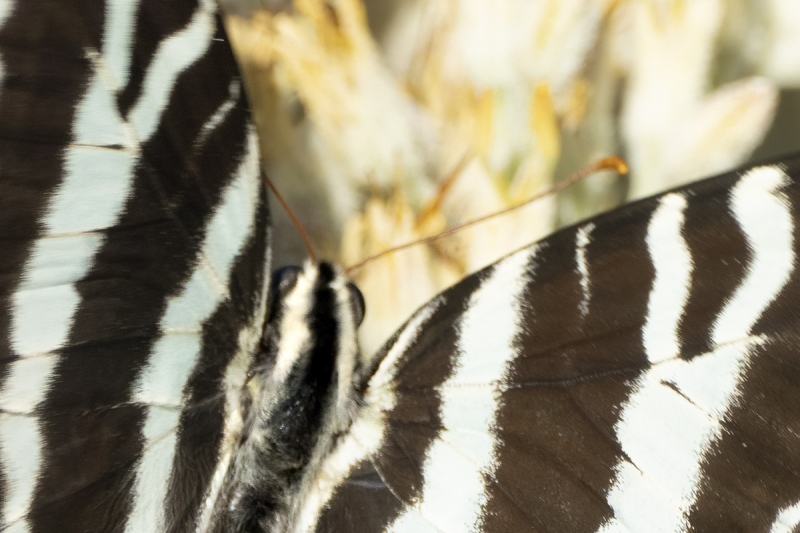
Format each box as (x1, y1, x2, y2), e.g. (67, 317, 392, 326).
(226, 0, 800, 356)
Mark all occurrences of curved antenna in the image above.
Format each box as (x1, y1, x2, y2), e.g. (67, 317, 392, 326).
(261, 169, 317, 263)
(344, 156, 628, 275)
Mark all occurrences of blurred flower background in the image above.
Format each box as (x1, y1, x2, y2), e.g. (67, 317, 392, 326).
(220, 0, 800, 358)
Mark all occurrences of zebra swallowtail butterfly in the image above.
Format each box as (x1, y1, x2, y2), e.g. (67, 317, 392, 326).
(1, 1, 799, 532)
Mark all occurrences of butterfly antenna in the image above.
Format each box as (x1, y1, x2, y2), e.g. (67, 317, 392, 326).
(344, 156, 628, 275)
(261, 169, 317, 263)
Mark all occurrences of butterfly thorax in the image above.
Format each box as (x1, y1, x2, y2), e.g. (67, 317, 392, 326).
(209, 262, 365, 532)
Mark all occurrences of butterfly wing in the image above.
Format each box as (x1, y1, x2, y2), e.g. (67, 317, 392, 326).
(0, 1, 268, 531)
(301, 157, 800, 532)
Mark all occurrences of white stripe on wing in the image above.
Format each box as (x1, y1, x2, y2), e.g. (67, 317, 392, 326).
(0, 1, 141, 524)
(1, 2, 225, 526)
(127, 0, 215, 141)
(390, 247, 534, 531)
(576, 222, 595, 317)
(600, 166, 794, 533)
(124, 130, 260, 532)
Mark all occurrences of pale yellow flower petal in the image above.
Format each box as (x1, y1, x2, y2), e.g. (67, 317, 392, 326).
(648, 76, 778, 195)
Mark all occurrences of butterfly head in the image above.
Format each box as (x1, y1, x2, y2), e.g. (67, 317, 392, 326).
(258, 260, 365, 416)
(222, 261, 366, 528)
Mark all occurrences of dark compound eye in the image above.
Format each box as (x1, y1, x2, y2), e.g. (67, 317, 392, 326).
(273, 266, 302, 294)
(268, 265, 303, 315)
(346, 282, 366, 328)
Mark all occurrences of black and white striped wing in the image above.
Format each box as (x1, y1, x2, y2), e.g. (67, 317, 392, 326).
(303, 158, 800, 532)
(0, 1, 268, 531)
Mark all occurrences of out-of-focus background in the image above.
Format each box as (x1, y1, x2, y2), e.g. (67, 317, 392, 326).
(220, 0, 800, 357)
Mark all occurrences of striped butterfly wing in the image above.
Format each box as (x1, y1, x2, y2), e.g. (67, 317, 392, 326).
(0, 1, 268, 531)
(300, 158, 800, 532)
